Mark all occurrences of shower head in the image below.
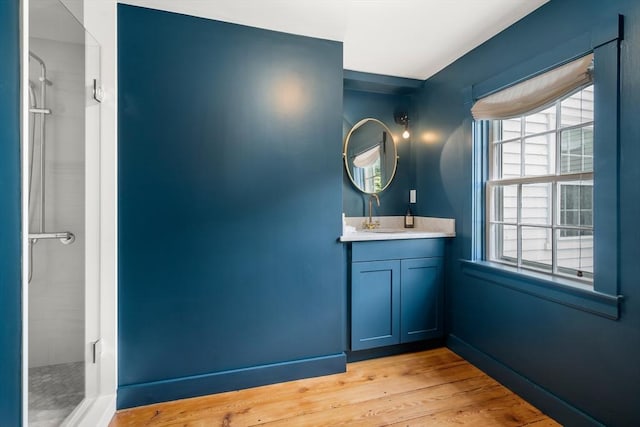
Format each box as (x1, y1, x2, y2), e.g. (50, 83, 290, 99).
(29, 51, 53, 86)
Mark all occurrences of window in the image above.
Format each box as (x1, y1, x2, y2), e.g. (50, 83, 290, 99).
(487, 84, 594, 283)
(465, 23, 622, 318)
(352, 146, 383, 193)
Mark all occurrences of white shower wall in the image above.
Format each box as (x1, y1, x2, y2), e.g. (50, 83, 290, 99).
(28, 37, 85, 368)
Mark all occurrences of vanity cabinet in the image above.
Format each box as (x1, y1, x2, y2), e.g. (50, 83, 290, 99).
(349, 239, 444, 351)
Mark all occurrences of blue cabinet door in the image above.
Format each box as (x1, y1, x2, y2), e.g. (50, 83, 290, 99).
(351, 260, 401, 350)
(400, 258, 443, 343)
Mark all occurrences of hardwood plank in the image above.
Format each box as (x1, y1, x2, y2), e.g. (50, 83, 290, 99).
(110, 348, 558, 427)
(388, 394, 556, 426)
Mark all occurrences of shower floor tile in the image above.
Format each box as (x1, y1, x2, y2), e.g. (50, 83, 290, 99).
(29, 361, 84, 426)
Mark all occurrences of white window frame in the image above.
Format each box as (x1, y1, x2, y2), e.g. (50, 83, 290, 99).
(485, 85, 594, 283)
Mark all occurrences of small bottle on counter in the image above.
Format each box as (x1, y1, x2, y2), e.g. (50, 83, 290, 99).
(404, 205, 415, 228)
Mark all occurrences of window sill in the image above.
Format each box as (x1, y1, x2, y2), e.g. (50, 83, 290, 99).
(460, 260, 621, 319)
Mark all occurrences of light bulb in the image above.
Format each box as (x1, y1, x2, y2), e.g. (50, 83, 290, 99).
(402, 129, 410, 139)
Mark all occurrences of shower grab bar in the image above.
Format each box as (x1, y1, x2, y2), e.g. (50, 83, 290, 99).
(29, 108, 51, 115)
(29, 231, 75, 245)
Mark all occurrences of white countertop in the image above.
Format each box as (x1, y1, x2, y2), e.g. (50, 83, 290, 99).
(339, 216, 455, 242)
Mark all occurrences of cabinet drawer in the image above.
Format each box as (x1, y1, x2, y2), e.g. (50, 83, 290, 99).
(351, 239, 444, 262)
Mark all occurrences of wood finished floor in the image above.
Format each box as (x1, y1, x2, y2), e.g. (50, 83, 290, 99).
(109, 348, 560, 426)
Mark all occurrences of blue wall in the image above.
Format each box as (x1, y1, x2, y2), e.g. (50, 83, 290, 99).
(0, 0, 22, 424)
(342, 89, 414, 216)
(118, 5, 345, 408)
(415, 0, 640, 425)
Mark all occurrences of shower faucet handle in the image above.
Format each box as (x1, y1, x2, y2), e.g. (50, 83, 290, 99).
(28, 231, 75, 245)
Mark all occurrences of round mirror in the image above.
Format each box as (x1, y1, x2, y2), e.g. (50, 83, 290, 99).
(343, 118, 398, 194)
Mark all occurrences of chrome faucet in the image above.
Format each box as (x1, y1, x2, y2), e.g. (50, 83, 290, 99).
(364, 193, 380, 230)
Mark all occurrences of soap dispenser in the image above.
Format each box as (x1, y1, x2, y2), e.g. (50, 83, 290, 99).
(404, 205, 414, 228)
(404, 189, 416, 228)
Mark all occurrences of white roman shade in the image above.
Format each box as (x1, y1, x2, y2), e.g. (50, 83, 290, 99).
(471, 53, 594, 120)
(353, 145, 380, 168)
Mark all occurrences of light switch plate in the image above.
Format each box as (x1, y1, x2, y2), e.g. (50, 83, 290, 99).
(410, 189, 416, 203)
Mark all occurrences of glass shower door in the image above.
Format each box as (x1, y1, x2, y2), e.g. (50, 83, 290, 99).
(27, 0, 101, 424)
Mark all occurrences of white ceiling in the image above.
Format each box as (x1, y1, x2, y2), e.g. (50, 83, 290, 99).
(119, 0, 548, 80)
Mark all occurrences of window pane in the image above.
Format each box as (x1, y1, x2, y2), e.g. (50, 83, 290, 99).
(524, 133, 555, 176)
(522, 183, 551, 225)
(492, 185, 517, 223)
(556, 229, 594, 280)
(525, 105, 556, 135)
(561, 85, 594, 127)
(492, 118, 521, 143)
(521, 226, 552, 272)
(560, 125, 593, 174)
(495, 141, 521, 179)
(557, 181, 593, 230)
(490, 224, 517, 261)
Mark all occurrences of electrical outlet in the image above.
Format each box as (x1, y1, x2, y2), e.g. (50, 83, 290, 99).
(410, 189, 416, 203)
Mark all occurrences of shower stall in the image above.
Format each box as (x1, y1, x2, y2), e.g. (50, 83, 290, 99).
(26, 0, 102, 425)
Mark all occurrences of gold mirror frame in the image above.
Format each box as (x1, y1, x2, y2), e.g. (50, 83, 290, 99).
(343, 118, 398, 194)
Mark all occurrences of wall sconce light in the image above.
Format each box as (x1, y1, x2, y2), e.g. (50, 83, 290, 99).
(394, 111, 410, 139)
